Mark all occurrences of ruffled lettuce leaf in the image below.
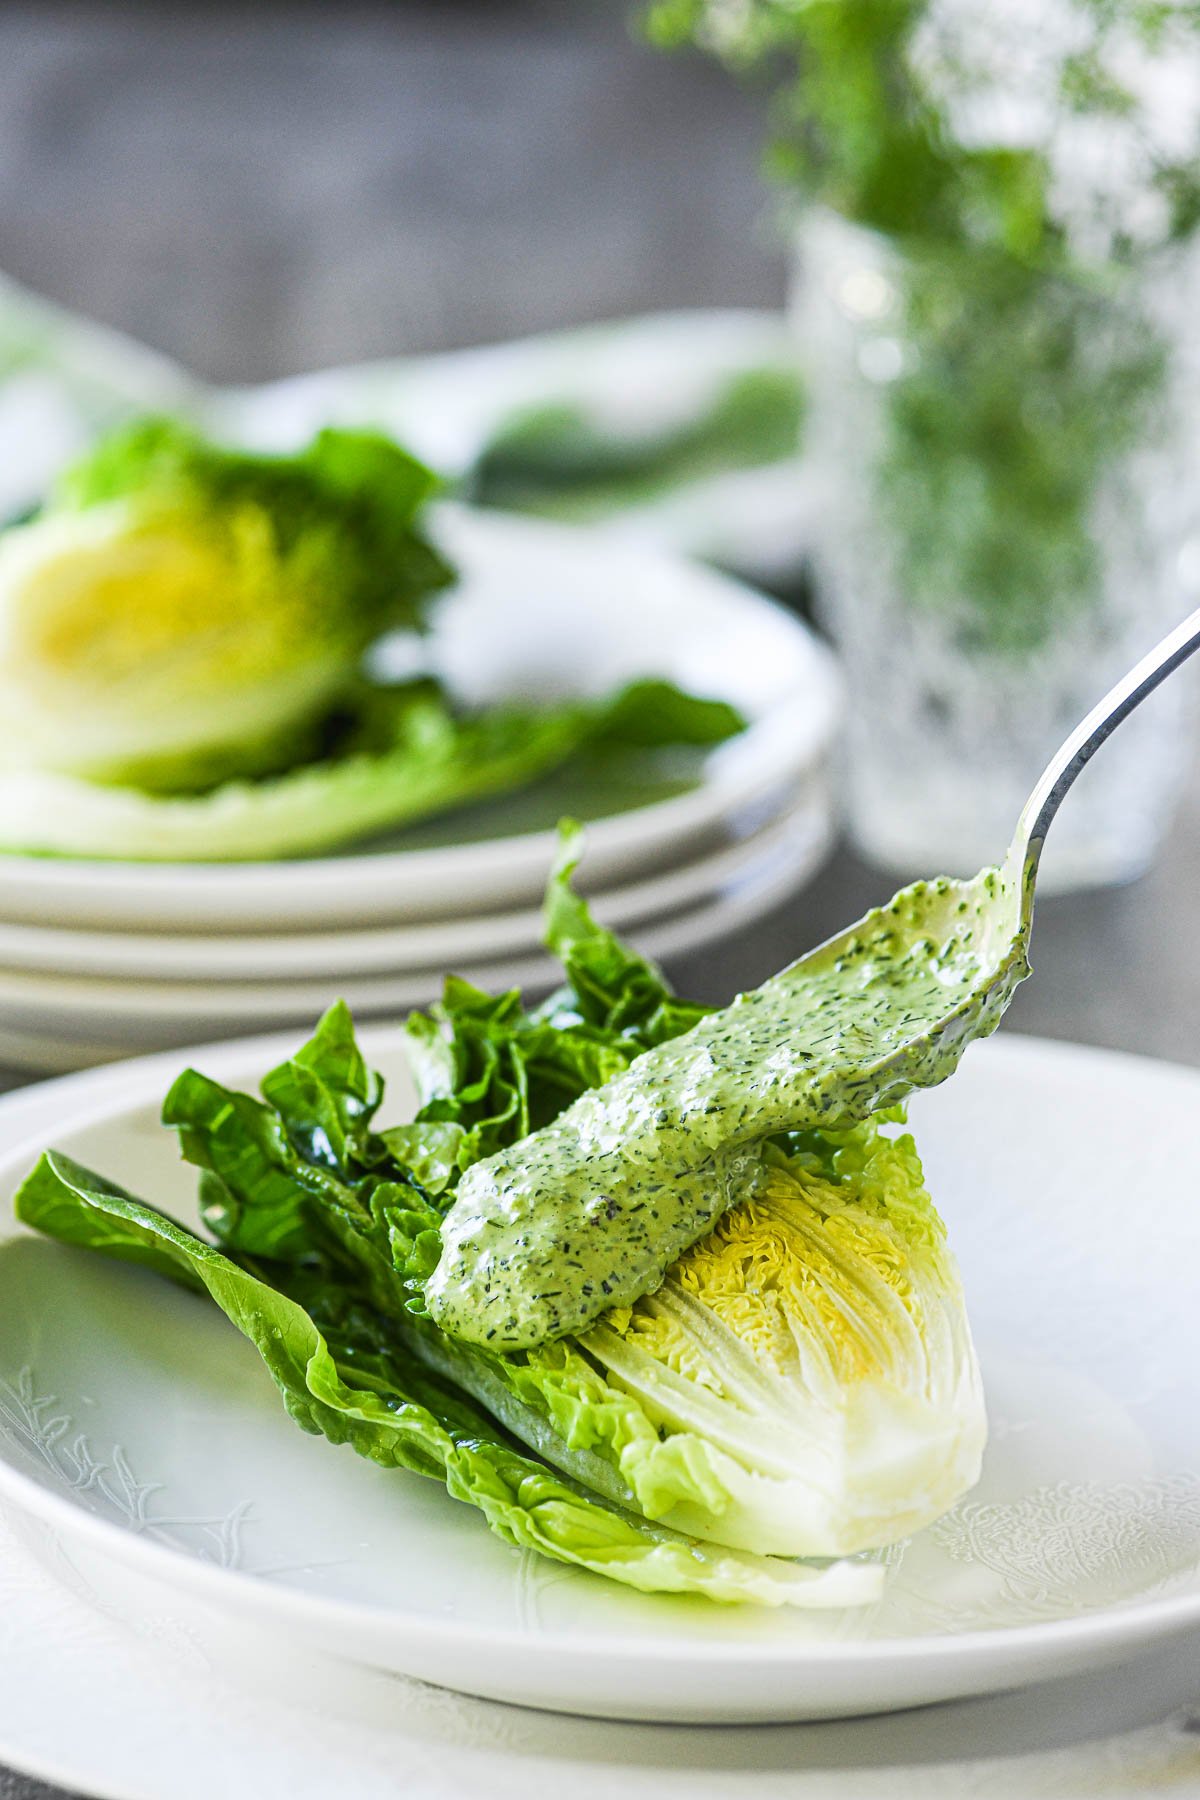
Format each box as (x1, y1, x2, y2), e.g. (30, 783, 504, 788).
(53, 417, 451, 639)
(404, 824, 712, 1166)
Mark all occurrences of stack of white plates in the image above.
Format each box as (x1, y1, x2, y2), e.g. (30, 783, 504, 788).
(0, 509, 841, 1073)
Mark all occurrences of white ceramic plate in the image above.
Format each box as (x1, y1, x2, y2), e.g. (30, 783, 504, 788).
(0, 507, 839, 932)
(0, 801, 829, 1071)
(0, 779, 824, 981)
(0, 1030, 1197, 1725)
(2, 1504, 1199, 1800)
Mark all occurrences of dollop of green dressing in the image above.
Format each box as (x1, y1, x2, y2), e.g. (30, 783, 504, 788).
(425, 865, 1030, 1350)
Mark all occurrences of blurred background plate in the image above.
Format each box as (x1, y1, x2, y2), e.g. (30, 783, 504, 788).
(0, 508, 839, 933)
(0, 797, 830, 1072)
(212, 309, 815, 590)
(0, 781, 826, 982)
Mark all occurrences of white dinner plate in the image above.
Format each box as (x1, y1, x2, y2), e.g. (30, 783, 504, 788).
(0, 507, 839, 932)
(0, 778, 824, 981)
(0, 800, 829, 1071)
(0, 1029, 1197, 1724)
(2, 1505, 1199, 1800)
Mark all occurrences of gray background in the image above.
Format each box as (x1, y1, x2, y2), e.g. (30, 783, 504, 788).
(0, 4, 1197, 1794)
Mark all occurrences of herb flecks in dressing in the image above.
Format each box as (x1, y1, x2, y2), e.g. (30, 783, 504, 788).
(425, 865, 1029, 1351)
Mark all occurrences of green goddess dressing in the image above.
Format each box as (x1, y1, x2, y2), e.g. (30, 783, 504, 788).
(425, 864, 1031, 1351)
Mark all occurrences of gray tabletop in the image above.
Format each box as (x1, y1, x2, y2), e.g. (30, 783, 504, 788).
(1, 5, 1198, 1796)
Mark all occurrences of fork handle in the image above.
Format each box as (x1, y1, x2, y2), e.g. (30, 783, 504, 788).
(1016, 602, 1200, 884)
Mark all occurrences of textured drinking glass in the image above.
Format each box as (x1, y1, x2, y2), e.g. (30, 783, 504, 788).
(791, 210, 1200, 890)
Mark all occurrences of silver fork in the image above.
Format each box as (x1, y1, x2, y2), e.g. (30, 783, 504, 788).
(767, 595, 1200, 1117)
(1011, 600, 1200, 936)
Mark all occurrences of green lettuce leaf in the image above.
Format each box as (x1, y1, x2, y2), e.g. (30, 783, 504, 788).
(0, 677, 743, 861)
(403, 828, 711, 1169)
(13, 1150, 878, 1609)
(539, 819, 713, 1044)
(470, 365, 805, 519)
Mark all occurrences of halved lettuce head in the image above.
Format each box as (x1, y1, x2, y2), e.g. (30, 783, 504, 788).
(0, 418, 451, 789)
(408, 1113, 984, 1559)
(583, 1131, 981, 1554)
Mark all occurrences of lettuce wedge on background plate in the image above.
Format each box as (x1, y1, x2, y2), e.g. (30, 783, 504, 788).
(0, 417, 744, 860)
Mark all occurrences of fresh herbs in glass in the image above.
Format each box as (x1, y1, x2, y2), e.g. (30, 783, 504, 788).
(646, 0, 1200, 883)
